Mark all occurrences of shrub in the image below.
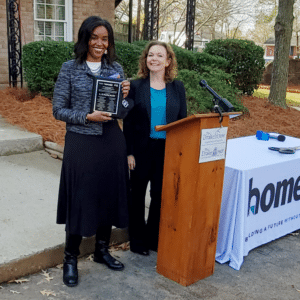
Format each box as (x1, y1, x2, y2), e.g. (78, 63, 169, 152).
(170, 45, 229, 74)
(171, 45, 196, 71)
(115, 41, 144, 79)
(193, 52, 228, 73)
(177, 68, 246, 115)
(131, 40, 148, 48)
(116, 42, 229, 78)
(22, 41, 74, 98)
(204, 39, 265, 95)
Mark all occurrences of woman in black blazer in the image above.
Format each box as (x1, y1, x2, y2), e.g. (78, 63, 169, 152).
(123, 41, 187, 255)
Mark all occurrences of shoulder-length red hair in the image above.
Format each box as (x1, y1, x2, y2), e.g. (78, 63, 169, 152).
(137, 41, 178, 83)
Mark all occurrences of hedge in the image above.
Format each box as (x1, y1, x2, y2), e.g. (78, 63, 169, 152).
(22, 41, 74, 99)
(178, 68, 246, 115)
(204, 39, 265, 95)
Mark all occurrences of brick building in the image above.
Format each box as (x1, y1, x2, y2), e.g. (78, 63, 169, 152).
(1, 0, 117, 89)
(264, 36, 299, 63)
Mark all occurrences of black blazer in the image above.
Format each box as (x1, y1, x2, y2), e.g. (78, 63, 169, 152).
(123, 77, 187, 157)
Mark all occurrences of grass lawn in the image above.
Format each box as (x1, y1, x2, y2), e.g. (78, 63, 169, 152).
(253, 88, 300, 107)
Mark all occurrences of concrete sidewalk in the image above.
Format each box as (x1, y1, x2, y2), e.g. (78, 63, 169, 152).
(1, 225, 300, 299)
(0, 116, 43, 156)
(0, 116, 132, 283)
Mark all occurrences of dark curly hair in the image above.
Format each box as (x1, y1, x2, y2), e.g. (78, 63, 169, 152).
(74, 16, 116, 64)
(137, 41, 178, 83)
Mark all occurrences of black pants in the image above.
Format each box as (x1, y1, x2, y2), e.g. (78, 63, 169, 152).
(129, 138, 166, 250)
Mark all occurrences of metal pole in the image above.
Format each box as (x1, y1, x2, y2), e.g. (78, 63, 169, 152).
(185, 0, 196, 51)
(143, 0, 159, 40)
(128, 0, 133, 43)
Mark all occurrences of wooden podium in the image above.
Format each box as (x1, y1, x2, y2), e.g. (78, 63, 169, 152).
(155, 112, 234, 286)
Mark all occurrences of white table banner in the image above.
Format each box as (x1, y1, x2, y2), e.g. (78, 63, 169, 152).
(216, 135, 300, 270)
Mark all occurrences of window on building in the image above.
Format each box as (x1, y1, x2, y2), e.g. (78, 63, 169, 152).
(266, 47, 274, 57)
(34, 0, 72, 42)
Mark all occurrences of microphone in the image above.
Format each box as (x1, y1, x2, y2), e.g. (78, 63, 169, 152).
(270, 134, 286, 142)
(199, 80, 235, 112)
(256, 130, 286, 142)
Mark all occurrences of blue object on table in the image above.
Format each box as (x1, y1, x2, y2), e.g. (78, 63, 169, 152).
(256, 130, 269, 141)
(256, 130, 286, 142)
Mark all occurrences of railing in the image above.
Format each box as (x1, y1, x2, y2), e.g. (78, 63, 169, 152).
(6, 0, 23, 87)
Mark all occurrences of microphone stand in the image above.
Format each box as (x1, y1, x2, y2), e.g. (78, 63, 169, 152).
(199, 79, 235, 125)
(212, 97, 223, 124)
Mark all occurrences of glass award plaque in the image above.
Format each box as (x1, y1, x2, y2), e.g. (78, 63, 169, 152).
(90, 76, 124, 117)
(90, 75, 133, 119)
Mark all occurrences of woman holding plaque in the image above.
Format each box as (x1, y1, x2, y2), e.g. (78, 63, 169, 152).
(52, 16, 130, 287)
(123, 41, 187, 255)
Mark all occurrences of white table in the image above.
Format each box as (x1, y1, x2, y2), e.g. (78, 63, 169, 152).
(216, 135, 300, 270)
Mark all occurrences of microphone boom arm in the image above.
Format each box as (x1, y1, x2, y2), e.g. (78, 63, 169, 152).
(199, 80, 235, 114)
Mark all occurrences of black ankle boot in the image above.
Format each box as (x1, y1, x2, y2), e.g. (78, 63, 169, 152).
(63, 233, 82, 287)
(94, 241, 124, 271)
(63, 252, 78, 287)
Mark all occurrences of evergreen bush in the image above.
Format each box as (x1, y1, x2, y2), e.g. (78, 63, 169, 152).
(131, 40, 148, 48)
(170, 45, 229, 73)
(203, 39, 265, 95)
(193, 52, 228, 73)
(171, 45, 196, 71)
(115, 41, 144, 79)
(177, 68, 246, 115)
(22, 41, 74, 98)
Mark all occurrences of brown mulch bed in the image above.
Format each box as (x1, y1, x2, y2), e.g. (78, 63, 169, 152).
(0, 86, 300, 146)
(228, 95, 300, 139)
(0, 88, 66, 146)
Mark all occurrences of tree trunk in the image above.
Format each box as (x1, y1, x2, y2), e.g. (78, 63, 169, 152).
(297, 31, 299, 58)
(268, 0, 295, 107)
(135, 0, 141, 41)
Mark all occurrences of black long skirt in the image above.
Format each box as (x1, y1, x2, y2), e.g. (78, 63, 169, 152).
(56, 120, 129, 237)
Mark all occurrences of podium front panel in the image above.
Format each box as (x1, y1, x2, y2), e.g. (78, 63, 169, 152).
(157, 115, 229, 286)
